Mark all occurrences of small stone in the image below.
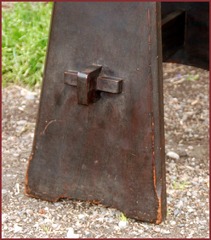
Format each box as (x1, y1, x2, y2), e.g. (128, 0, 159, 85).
(26, 209, 33, 216)
(85, 231, 91, 237)
(138, 229, 144, 234)
(15, 183, 20, 195)
(17, 120, 27, 125)
(14, 224, 23, 233)
(114, 225, 119, 231)
(13, 153, 20, 157)
(25, 93, 35, 100)
(54, 202, 61, 207)
(176, 200, 183, 208)
(161, 229, 170, 234)
(166, 151, 180, 160)
(191, 99, 198, 105)
(170, 220, 176, 226)
(52, 224, 60, 230)
(2, 214, 7, 223)
(187, 191, 192, 196)
(178, 149, 188, 157)
(172, 98, 178, 103)
(4, 225, 8, 231)
(38, 208, 46, 214)
(187, 207, 194, 213)
(66, 227, 79, 238)
(154, 227, 161, 233)
(78, 214, 85, 219)
(2, 189, 7, 195)
(118, 220, 127, 228)
(20, 89, 36, 100)
(15, 217, 21, 223)
(18, 106, 25, 111)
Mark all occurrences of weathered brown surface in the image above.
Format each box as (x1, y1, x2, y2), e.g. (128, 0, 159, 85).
(25, 2, 166, 223)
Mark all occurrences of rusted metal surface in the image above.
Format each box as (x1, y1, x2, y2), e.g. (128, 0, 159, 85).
(96, 76, 123, 94)
(77, 65, 102, 105)
(64, 65, 123, 105)
(25, 2, 166, 223)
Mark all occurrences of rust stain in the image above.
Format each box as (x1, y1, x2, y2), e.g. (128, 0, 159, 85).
(148, 6, 163, 222)
(24, 153, 34, 195)
(151, 114, 162, 224)
(152, 157, 162, 224)
(156, 195, 162, 224)
(88, 199, 101, 205)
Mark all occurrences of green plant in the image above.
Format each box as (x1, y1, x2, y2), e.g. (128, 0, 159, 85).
(186, 74, 199, 81)
(40, 224, 51, 234)
(120, 212, 127, 222)
(2, 2, 53, 88)
(172, 180, 190, 190)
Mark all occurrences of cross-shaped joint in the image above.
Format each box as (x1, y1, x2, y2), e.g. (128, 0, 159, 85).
(64, 65, 123, 105)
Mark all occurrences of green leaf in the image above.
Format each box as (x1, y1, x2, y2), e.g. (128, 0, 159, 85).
(120, 213, 127, 222)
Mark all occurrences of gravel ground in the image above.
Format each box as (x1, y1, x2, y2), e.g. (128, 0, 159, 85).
(2, 63, 209, 238)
